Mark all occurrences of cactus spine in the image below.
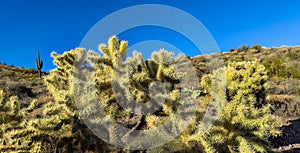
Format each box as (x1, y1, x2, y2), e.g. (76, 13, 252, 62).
(35, 51, 43, 78)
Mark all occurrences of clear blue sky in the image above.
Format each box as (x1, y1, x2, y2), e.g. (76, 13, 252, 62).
(0, 0, 300, 72)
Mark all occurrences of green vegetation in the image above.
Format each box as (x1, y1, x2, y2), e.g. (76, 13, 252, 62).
(263, 56, 300, 79)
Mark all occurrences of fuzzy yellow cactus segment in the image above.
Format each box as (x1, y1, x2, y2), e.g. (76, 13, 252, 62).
(0, 90, 4, 107)
(97, 35, 128, 68)
(23, 99, 39, 114)
(46, 48, 85, 103)
(9, 96, 19, 114)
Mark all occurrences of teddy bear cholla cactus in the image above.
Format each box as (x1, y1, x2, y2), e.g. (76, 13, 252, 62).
(173, 60, 281, 153)
(0, 89, 41, 152)
(38, 35, 199, 151)
(83, 36, 200, 149)
(37, 49, 109, 152)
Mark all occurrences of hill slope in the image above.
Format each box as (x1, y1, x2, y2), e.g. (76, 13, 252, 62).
(0, 63, 52, 117)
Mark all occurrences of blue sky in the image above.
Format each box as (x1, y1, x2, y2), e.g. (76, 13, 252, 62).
(0, 0, 300, 72)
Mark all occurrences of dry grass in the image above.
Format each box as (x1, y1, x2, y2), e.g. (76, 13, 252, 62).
(267, 94, 294, 104)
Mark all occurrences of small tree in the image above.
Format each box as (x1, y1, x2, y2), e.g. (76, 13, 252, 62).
(263, 56, 285, 77)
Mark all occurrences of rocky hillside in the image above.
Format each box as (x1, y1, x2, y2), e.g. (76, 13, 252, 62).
(0, 63, 52, 117)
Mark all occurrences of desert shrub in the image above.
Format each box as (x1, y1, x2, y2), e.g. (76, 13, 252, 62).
(251, 44, 262, 52)
(0, 80, 6, 87)
(263, 55, 300, 79)
(229, 48, 236, 52)
(226, 54, 244, 63)
(3, 71, 16, 78)
(286, 48, 300, 60)
(237, 45, 250, 52)
(285, 65, 300, 78)
(193, 55, 207, 63)
(263, 56, 285, 77)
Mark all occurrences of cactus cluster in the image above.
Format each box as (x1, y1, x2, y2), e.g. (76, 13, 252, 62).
(176, 60, 281, 153)
(0, 89, 40, 152)
(0, 36, 281, 153)
(40, 48, 110, 152)
(36, 36, 200, 151)
(84, 36, 200, 149)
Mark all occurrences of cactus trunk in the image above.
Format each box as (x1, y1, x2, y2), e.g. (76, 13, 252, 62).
(38, 70, 41, 78)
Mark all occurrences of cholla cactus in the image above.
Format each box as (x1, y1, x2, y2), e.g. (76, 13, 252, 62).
(38, 36, 198, 150)
(84, 36, 200, 150)
(179, 60, 281, 153)
(0, 89, 41, 152)
(38, 48, 109, 152)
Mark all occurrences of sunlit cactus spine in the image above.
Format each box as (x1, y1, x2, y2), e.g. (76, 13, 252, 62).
(35, 50, 44, 78)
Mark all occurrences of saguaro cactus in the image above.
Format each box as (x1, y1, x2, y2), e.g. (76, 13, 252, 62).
(35, 51, 43, 78)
